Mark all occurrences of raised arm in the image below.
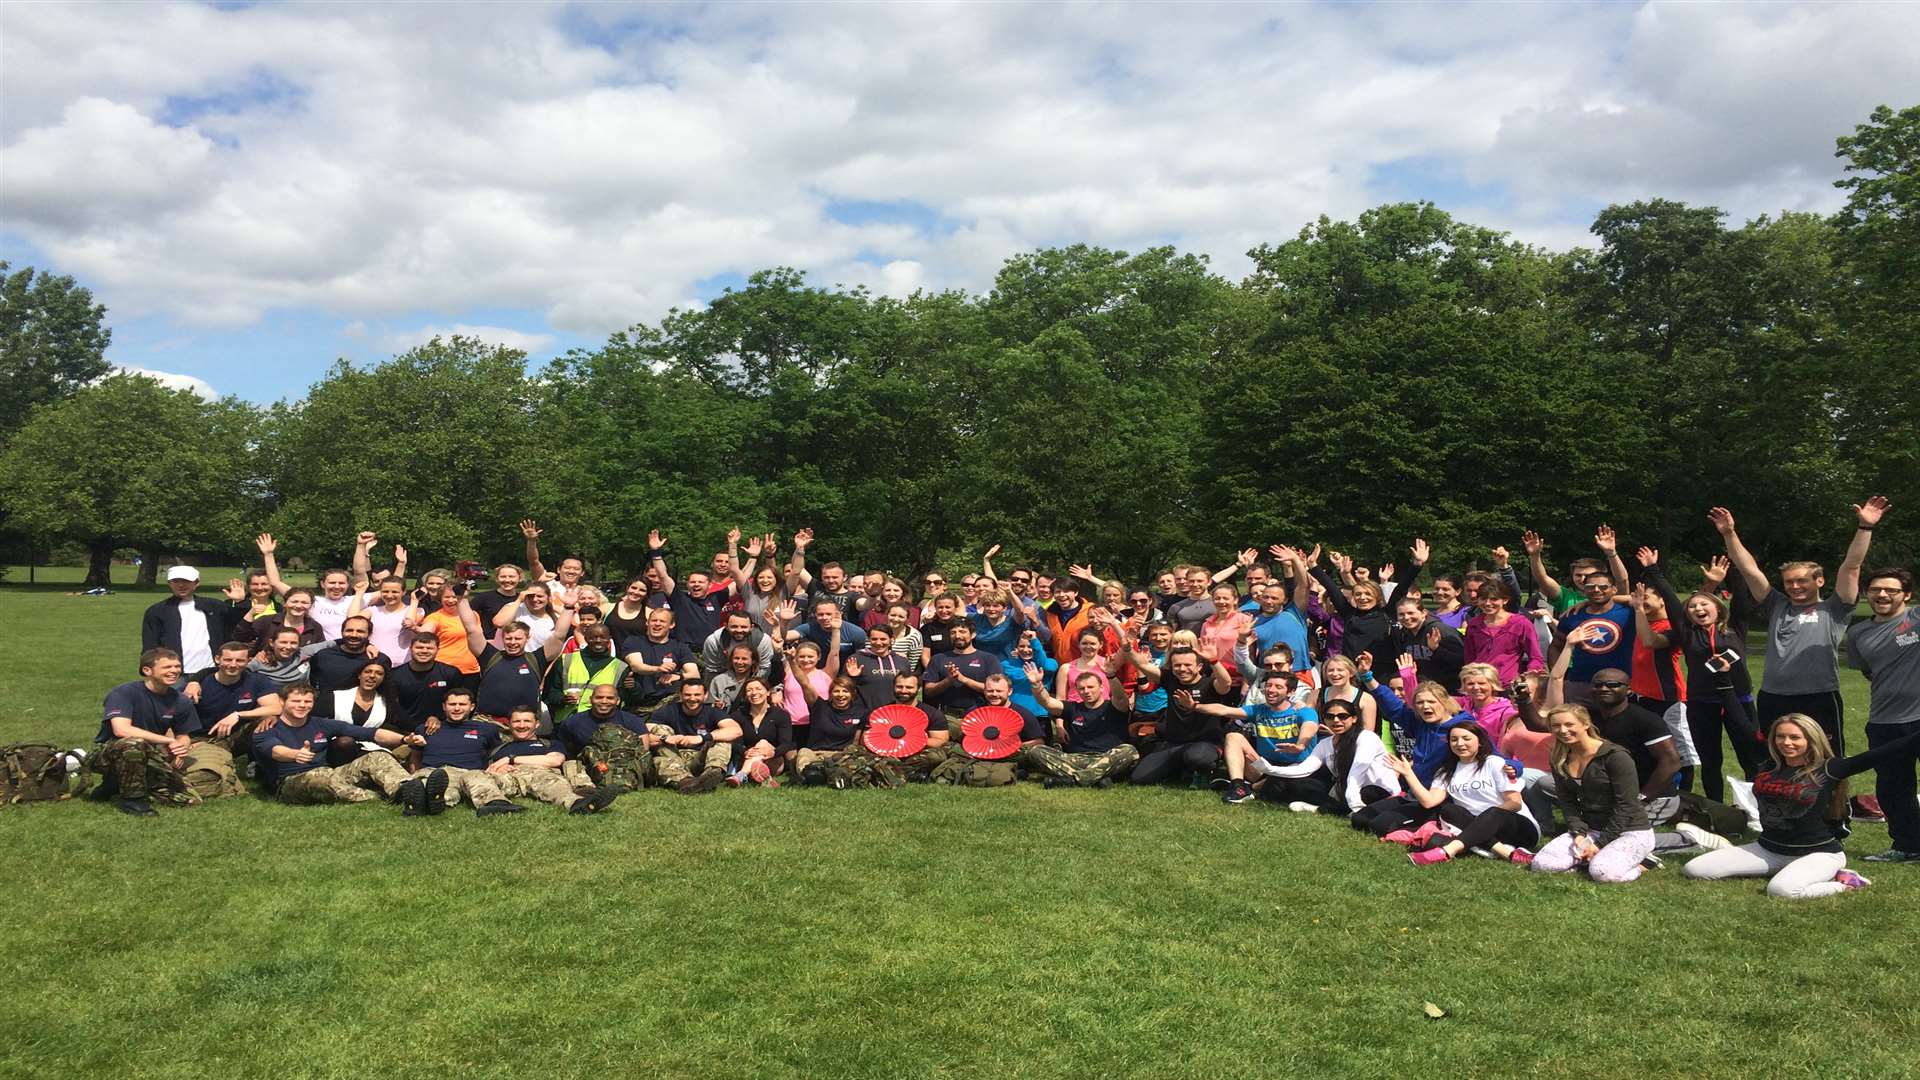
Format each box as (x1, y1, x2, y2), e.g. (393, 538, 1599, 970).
(1594, 525, 1632, 592)
(1835, 496, 1890, 606)
(1707, 506, 1772, 605)
(1309, 562, 1357, 619)
(256, 533, 291, 598)
(346, 579, 371, 617)
(1067, 563, 1110, 591)
(733, 532, 764, 589)
(384, 543, 408, 585)
(540, 606, 576, 661)
(789, 529, 814, 591)
(520, 519, 548, 583)
(981, 543, 1001, 582)
(1027, 663, 1066, 717)
(1522, 530, 1561, 601)
(459, 597, 486, 657)
(350, 530, 377, 589)
(1271, 545, 1313, 612)
(647, 529, 676, 595)
(1212, 548, 1256, 586)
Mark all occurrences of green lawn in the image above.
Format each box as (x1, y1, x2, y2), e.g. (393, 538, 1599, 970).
(2, 570, 1913, 1079)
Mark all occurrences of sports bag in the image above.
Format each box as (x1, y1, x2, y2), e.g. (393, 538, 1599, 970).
(2, 743, 79, 804)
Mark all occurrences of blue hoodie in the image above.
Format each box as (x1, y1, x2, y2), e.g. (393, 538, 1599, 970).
(1360, 676, 1470, 785)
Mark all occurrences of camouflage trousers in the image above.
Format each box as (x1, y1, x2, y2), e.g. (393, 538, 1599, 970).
(1023, 744, 1141, 786)
(493, 764, 584, 809)
(93, 738, 200, 805)
(559, 759, 597, 795)
(888, 745, 954, 774)
(278, 753, 409, 805)
(792, 747, 905, 788)
(648, 724, 730, 785)
(410, 765, 507, 808)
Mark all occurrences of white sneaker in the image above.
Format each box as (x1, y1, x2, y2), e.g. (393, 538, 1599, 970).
(1286, 801, 1319, 813)
(1674, 823, 1732, 851)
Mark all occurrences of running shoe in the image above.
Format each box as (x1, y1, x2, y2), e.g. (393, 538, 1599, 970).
(1409, 847, 1451, 866)
(1863, 849, 1920, 863)
(1223, 779, 1255, 805)
(1674, 823, 1732, 851)
(1833, 869, 1873, 890)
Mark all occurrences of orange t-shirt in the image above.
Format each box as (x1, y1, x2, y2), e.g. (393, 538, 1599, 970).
(420, 609, 479, 674)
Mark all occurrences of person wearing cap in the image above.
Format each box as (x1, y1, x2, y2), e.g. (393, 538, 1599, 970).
(141, 565, 236, 682)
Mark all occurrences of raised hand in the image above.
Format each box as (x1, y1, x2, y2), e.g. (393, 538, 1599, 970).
(1069, 563, 1094, 580)
(762, 531, 778, 552)
(519, 519, 541, 539)
(1507, 678, 1531, 701)
(1194, 638, 1219, 664)
(1699, 555, 1730, 587)
(1410, 538, 1430, 565)
(1023, 661, 1043, 685)
(727, 526, 742, 547)
(1396, 652, 1415, 672)
(255, 533, 277, 555)
(1269, 543, 1297, 563)
(1377, 562, 1395, 582)
(744, 535, 765, 557)
(793, 528, 813, 550)
(1237, 547, 1258, 568)
(774, 599, 800, 624)
(984, 543, 1002, 559)
(1521, 530, 1543, 556)
(1354, 650, 1374, 673)
(1304, 544, 1322, 567)
(1425, 623, 1442, 652)
(1635, 546, 1658, 568)
(225, 578, 245, 601)
(1855, 495, 1892, 528)
(1594, 525, 1617, 555)
(1489, 545, 1511, 569)
(843, 656, 864, 678)
(1706, 507, 1736, 536)
(356, 530, 378, 548)
(648, 528, 665, 551)
(393, 543, 407, 565)
(1235, 612, 1254, 643)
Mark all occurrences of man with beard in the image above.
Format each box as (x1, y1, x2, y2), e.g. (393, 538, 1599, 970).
(873, 672, 953, 779)
(308, 614, 390, 718)
(700, 611, 775, 680)
(923, 618, 996, 736)
(1129, 646, 1234, 785)
(650, 529, 729, 648)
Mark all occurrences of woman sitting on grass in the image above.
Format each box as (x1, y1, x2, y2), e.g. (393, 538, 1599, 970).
(1530, 705, 1654, 883)
(1382, 721, 1537, 865)
(1306, 699, 1400, 818)
(1348, 680, 1472, 837)
(1681, 714, 1920, 898)
(1397, 658, 1517, 753)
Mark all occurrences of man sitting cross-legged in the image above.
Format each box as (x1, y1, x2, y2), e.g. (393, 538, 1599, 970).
(484, 705, 616, 815)
(252, 682, 413, 806)
(1024, 664, 1140, 788)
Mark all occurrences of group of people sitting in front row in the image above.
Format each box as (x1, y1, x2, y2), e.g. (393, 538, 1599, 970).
(95, 498, 1919, 902)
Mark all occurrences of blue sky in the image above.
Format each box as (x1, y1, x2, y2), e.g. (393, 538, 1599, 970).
(3, 1, 1915, 402)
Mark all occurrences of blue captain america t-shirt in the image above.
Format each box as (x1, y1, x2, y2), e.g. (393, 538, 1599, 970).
(1557, 603, 1635, 682)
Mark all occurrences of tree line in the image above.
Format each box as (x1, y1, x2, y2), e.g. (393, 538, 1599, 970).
(2, 105, 1915, 588)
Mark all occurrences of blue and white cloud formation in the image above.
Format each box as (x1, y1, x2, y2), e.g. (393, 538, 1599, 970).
(3, 1, 1916, 400)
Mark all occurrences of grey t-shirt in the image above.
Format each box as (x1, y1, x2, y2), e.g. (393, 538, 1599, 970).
(1167, 596, 1217, 633)
(1758, 592, 1852, 695)
(1847, 610, 1920, 727)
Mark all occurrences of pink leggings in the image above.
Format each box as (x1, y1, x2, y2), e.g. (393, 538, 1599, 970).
(1530, 828, 1656, 883)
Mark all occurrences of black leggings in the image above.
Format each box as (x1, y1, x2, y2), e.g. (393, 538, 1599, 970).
(1353, 794, 1436, 836)
(1756, 689, 1846, 755)
(1435, 804, 1539, 851)
(1130, 741, 1222, 785)
(1686, 694, 1763, 802)
(1257, 772, 1336, 808)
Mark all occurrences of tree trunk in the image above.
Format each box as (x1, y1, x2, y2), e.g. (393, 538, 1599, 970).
(84, 538, 115, 588)
(136, 543, 161, 586)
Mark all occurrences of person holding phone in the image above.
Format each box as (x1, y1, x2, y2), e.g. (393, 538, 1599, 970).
(1637, 548, 1761, 800)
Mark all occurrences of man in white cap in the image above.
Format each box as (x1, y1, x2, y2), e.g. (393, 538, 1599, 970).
(141, 565, 234, 682)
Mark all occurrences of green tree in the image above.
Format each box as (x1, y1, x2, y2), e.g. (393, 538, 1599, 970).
(0, 374, 253, 586)
(262, 337, 546, 572)
(0, 261, 113, 441)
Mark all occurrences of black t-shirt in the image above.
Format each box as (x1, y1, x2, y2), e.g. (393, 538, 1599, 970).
(98, 681, 200, 742)
(809, 587, 858, 623)
(925, 650, 996, 713)
(649, 700, 728, 739)
(960, 702, 1045, 750)
(476, 650, 543, 716)
(1594, 704, 1673, 791)
(419, 719, 503, 770)
(308, 644, 390, 716)
(1063, 700, 1131, 754)
(920, 617, 960, 660)
(621, 636, 696, 701)
(388, 661, 462, 731)
(848, 650, 906, 710)
(492, 737, 566, 763)
(468, 589, 519, 632)
(731, 705, 795, 757)
(192, 672, 278, 727)
(1160, 671, 1233, 743)
(667, 588, 728, 647)
(806, 701, 869, 750)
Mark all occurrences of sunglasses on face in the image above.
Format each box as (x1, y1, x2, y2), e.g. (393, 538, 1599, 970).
(1323, 712, 1355, 721)
(1590, 680, 1627, 690)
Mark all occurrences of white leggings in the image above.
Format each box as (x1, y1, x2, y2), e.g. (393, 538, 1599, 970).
(1531, 828, 1655, 883)
(1681, 842, 1850, 900)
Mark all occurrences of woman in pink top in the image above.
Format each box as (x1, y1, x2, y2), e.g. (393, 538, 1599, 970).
(1200, 584, 1254, 689)
(1402, 655, 1553, 772)
(1462, 578, 1543, 683)
(1056, 628, 1119, 703)
(780, 639, 831, 741)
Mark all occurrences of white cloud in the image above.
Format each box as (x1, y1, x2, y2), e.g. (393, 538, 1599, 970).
(377, 324, 557, 356)
(115, 365, 217, 400)
(2, 0, 1916, 351)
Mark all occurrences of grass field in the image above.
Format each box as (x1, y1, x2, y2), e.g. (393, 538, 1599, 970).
(3, 566, 1915, 1079)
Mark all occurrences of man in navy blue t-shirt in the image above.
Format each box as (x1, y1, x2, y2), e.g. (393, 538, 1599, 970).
(401, 687, 524, 816)
(486, 705, 615, 814)
(1024, 667, 1140, 787)
(186, 641, 284, 753)
(95, 648, 202, 815)
(251, 683, 412, 805)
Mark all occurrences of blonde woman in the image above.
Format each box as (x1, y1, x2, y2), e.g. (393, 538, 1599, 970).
(1315, 655, 1379, 736)
(1682, 715, 1920, 897)
(1530, 705, 1654, 883)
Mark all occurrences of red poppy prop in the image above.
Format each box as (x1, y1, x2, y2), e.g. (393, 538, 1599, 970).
(863, 704, 930, 759)
(962, 706, 1024, 760)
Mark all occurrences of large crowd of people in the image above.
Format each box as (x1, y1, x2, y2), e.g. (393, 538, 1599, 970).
(96, 501, 1920, 898)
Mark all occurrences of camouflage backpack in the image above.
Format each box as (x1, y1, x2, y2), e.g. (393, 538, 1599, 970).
(581, 725, 652, 794)
(844, 754, 905, 790)
(2, 744, 80, 805)
(180, 743, 246, 801)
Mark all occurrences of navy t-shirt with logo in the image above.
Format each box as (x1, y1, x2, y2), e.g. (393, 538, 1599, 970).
(1062, 700, 1131, 754)
(419, 720, 504, 770)
(388, 661, 462, 730)
(191, 672, 278, 729)
(476, 650, 542, 716)
(98, 681, 200, 742)
(649, 701, 728, 739)
(491, 737, 566, 763)
(252, 717, 384, 788)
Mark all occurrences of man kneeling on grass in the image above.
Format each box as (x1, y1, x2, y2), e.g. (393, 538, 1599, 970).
(398, 687, 526, 817)
(485, 705, 615, 815)
(252, 682, 413, 805)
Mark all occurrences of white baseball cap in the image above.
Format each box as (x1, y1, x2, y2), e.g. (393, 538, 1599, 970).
(165, 565, 200, 582)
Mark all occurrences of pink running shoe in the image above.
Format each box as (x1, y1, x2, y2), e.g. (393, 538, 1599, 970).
(1833, 869, 1872, 891)
(1509, 848, 1535, 866)
(1409, 847, 1452, 866)
(1382, 829, 1419, 845)
(747, 759, 773, 785)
